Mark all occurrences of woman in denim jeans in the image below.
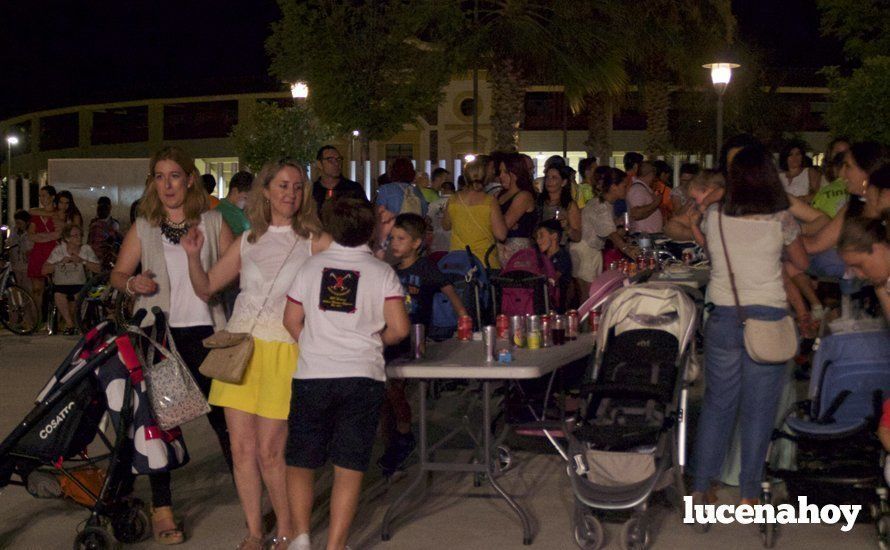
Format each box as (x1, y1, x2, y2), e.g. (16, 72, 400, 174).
(691, 145, 810, 512)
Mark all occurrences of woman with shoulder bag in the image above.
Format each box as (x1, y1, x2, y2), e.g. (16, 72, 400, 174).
(181, 160, 329, 550)
(110, 146, 233, 544)
(691, 145, 810, 513)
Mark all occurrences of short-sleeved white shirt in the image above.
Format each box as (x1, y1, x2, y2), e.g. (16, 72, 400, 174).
(47, 243, 100, 285)
(286, 242, 404, 381)
(581, 198, 617, 251)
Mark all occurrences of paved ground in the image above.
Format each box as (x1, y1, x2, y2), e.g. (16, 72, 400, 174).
(0, 332, 877, 549)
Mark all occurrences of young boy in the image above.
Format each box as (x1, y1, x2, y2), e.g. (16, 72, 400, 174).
(378, 213, 468, 475)
(283, 197, 410, 550)
(534, 219, 572, 313)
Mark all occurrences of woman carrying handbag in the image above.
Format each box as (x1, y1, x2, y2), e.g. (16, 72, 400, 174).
(181, 159, 329, 550)
(690, 144, 810, 518)
(111, 146, 233, 544)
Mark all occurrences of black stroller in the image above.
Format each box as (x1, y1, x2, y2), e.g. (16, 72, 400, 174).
(762, 328, 890, 548)
(0, 308, 188, 549)
(564, 283, 698, 550)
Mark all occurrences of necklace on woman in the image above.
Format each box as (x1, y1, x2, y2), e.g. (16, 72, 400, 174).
(160, 218, 189, 244)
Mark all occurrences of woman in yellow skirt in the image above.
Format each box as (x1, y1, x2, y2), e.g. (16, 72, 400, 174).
(182, 160, 330, 550)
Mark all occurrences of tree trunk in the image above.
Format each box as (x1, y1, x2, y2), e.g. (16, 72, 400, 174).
(488, 58, 526, 153)
(642, 81, 671, 156)
(584, 92, 613, 163)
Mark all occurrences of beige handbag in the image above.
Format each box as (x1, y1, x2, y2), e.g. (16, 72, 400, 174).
(198, 239, 298, 384)
(717, 211, 798, 364)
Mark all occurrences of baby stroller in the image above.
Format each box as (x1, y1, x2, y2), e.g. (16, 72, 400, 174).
(565, 283, 698, 550)
(0, 309, 189, 549)
(430, 246, 492, 337)
(762, 329, 890, 549)
(493, 247, 559, 316)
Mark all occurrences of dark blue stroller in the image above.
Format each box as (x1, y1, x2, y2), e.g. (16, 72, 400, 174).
(429, 246, 492, 339)
(763, 329, 890, 548)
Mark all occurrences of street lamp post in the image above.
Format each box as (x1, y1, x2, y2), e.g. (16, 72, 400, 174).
(702, 61, 739, 157)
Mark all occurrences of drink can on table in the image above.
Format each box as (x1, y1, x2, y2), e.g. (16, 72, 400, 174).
(567, 310, 579, 339)
(411, 323, 426, 359)
(510, 315, 526, 348)
(608, 261, 618, 272)
(527, 329, 541, 349)
(496, 314, 510, 340)
(683, 248, 694, 265)
(483, 325, 497, 362)
(590, 310, 600, 339)
(541, 316, 552, 347)
(553, 315, 566, 346)
(457, 315, 473, 341)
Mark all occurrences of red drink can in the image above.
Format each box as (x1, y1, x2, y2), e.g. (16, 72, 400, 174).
(648, 256, 657, 271)
(567, 310, 579, 339)
(590, 310, 600, 339)
(457, 315, 473, 341)
(496, 314, 509, 339)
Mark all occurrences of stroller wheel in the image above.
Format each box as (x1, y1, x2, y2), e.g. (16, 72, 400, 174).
(494, 445, 513, 474)
(620, 516, 650, 550)
(876, 514, 890, 550)
(73, 527, 117, 550)
(111, 500, 150, 543)
(573, 507, 604, 550)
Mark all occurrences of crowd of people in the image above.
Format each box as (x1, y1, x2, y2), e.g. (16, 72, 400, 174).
(6, 133, 889, 549)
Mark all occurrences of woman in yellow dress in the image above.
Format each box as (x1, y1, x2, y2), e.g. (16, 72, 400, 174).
(442, 159, 507, 268)
(181, 160, 329, 550)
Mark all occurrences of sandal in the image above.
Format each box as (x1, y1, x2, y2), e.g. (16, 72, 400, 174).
(151, 506, 185, 545)
(236, 535, 264, 550)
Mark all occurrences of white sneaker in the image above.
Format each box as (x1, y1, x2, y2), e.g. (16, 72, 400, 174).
(287, 533, 311, 550)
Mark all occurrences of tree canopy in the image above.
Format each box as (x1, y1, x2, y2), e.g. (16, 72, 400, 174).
(231, 102, 332, 171)
(266, 0, 459, 146)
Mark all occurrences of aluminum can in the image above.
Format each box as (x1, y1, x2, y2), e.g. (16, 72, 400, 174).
(411, 323, 426, 359)
(648, 256, 657, 271)
(608, 261, 618, 272)
(553, 315, 567, 346)
(483, 325, 497, 362)
(590, 310, 600, 339)
(496, 314, 510, 340)
(623, 212, 631, 229)
(510, 315, 526, 348)
(457, 315, 473, 341)
(682, 248, 694, 265)
(541, 316, 552, 347)
(528, 314, 542, 333)
(567, 310, 579, 340)
(527, 329, 541, 349)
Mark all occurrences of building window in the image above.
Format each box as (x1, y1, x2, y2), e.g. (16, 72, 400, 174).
(459, 98, 475, 117)
(385, 144, 414, 165)
(92, 106, 149, 145)
(7, 121, 32, 155)
(40, 114, 79, 151)
(522, 92, 586, 131)
(163, 100, 238, 140)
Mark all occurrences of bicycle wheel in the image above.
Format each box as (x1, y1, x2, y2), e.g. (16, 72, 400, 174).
(75, 275, 112, 333)
(0, 285, 40, 335)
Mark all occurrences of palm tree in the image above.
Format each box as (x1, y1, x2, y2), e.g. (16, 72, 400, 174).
(455, 0, 627, 152)
(624, 0, 735, 156)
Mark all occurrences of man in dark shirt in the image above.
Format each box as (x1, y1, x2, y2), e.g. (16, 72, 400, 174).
(312, 144, 367, 213)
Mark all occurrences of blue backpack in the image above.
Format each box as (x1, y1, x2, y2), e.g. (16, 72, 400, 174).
(429, 248, 490, 338)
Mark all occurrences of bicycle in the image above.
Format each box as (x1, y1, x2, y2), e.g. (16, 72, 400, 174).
(75, 272, 135, 334)
(0, 244, 40, 335)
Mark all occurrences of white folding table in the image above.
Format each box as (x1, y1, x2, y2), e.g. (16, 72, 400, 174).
(381, 338, 592, 546)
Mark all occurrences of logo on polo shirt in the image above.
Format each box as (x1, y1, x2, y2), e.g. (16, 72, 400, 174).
(320, 268, 360, 313)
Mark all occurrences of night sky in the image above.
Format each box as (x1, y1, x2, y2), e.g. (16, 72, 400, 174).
(0, 0, 844, 121)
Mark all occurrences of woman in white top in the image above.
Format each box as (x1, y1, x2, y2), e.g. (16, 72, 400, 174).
(778, 140, 824, 201)
(181, 160, 329, 550)
(41, 224, 101, 334)
(575, 168, 638, 297)
(111, 146, 233, 545)
(691, 145, 810, 512)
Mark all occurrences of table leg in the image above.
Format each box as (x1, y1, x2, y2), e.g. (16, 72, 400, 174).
(483, 381, 533, 545)
(381, 380, 429, 541)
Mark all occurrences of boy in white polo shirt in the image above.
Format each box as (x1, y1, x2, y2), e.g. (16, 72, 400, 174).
(283, 197, 409, 550)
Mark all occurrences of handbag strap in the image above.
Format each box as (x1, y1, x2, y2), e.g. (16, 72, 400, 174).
(129, 324, 189, 370)
(246, 235, 300, 335)
(717, 210, 747, 325)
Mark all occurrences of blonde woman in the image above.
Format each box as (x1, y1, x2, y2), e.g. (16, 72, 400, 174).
(181, 160, 329, 550)
(111, 146, 233, 544)
(441, 159, 507, 268)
